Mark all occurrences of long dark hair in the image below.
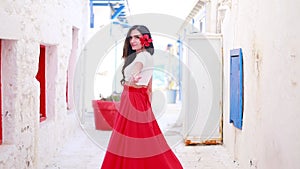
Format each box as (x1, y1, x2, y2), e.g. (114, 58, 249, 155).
(120, 25, 154, 85)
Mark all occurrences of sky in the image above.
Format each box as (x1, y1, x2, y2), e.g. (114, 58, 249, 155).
(126, 0, 198, 20)
(89, 0, 199, 36)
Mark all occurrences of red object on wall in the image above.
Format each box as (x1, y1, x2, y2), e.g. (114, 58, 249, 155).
(36, 45, 46, 122)
(92, 100, 118, 130)
(0, 39, 2, 144)
(66, 71, 68, 105)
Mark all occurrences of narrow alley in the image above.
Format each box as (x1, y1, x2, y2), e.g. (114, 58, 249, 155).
(44, 126, 239, 169)
(1, 0, 299, 169)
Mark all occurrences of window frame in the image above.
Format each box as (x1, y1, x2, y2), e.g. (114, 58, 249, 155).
(229, 48, 244, 129)
(36, 45, 47, 122)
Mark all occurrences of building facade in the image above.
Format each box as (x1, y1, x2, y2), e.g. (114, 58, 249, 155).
(0, 1, 89, 168)
(218, 0, 300, 169)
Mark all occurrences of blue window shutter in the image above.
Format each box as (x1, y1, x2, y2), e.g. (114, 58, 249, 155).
(230, 48, 243, 129)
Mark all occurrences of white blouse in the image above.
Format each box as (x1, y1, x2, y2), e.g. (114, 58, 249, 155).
(124, 51, 153, 86)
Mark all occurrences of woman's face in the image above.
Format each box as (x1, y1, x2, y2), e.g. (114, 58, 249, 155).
(129, 29, 143, 51)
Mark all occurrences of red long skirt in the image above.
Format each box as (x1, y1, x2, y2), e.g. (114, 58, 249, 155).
(100, 85, 183, 169)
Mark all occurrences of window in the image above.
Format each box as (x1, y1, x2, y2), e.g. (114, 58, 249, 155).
(36, 45, 46, 122)
(230, 48, 244, 129)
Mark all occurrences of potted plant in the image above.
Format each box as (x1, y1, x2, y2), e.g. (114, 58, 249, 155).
(92, 92, 120, 130)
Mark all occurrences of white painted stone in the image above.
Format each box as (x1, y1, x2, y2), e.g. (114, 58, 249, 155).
(220, 0, 300, 169)
(0, 0, 89, 168)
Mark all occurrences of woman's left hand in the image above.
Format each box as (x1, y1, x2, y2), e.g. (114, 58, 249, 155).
(129, 73, 141, 84)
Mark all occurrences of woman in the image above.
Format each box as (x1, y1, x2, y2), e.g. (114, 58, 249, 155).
(101, 25, 183, 169)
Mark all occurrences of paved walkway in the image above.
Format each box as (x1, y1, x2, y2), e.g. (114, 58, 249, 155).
(44, 102, 240, 169)
(44, 126, 240, 169)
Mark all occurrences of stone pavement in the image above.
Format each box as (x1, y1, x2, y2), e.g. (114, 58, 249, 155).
(44, 126, 240, 169)
(44, 102, 240, 169)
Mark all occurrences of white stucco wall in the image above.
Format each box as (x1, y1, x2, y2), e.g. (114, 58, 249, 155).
(220, 0, 300, 169)
(0, 1, 89, 168)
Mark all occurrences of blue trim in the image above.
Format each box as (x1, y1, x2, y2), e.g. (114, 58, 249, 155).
(112, 21, 130, 28)
(89, 0, 128, 28)
(111, 5, 125, 19)
(230, 48, 242, 56)
(177, 38, 183, 100)
(90, 1, 94, 28)
(92, 3, 110, 6)
(229, 48, 243, 129)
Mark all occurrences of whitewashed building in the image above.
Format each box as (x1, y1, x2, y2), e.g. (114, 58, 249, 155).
(209, 0, 300, 169)
(0, 0, 300, 169)
(0, 1, 89, 168)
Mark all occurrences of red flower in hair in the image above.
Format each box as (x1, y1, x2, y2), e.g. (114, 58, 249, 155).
(139, 34, 153, 47)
